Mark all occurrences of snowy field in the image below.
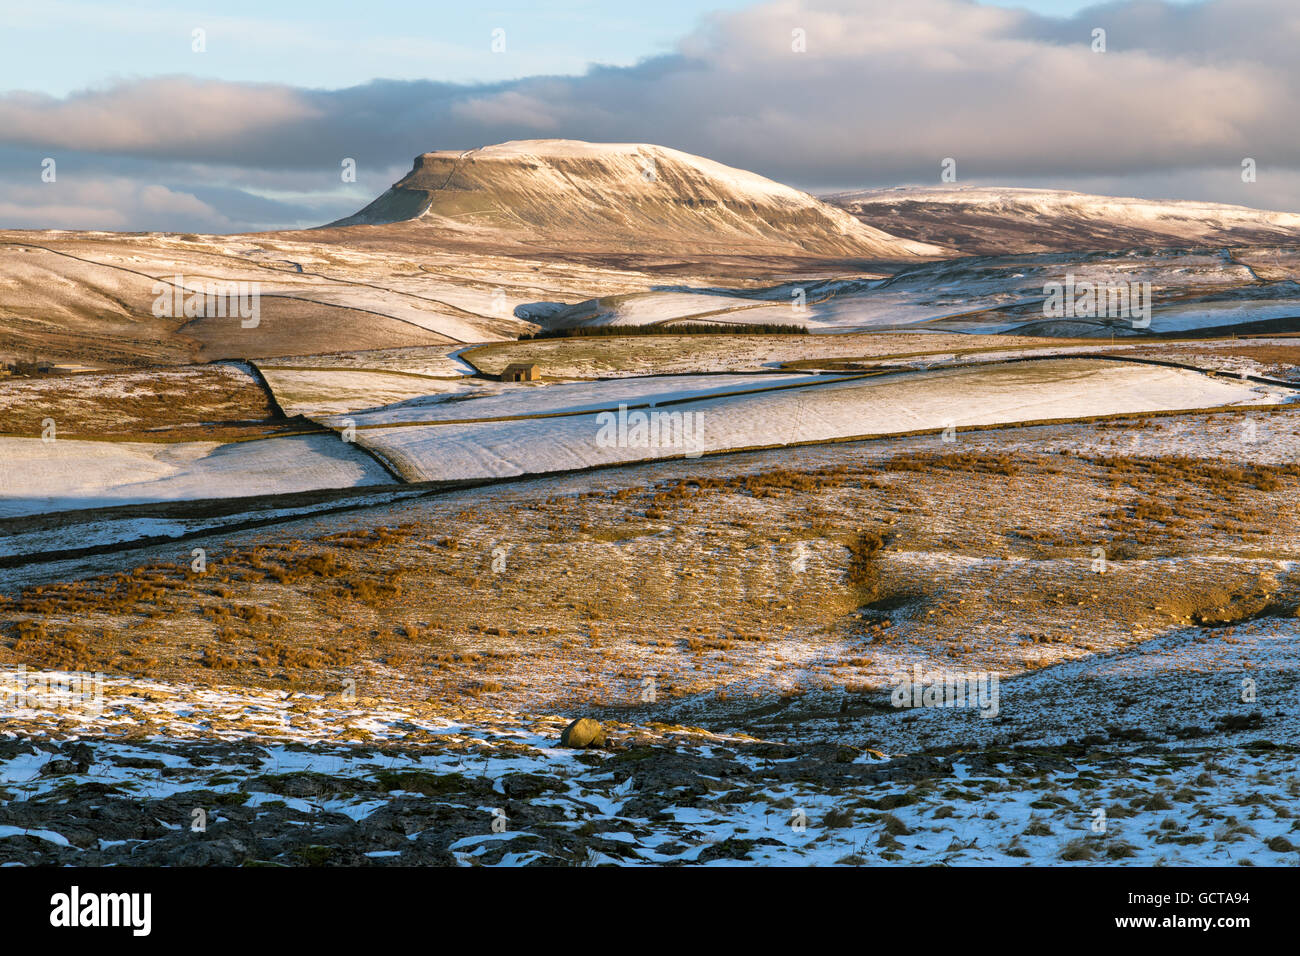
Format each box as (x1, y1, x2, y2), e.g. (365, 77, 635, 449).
(2, 620, 1295, 866)
(0, 434, 391, 517)
(542, 250, 1300, 337)
(3, 357, 1293, 559)
(2, 376, 1298, 865)
(350, 359, 1291, 481)
(331, 371, 831, 427)
(1141, 299, 1300, 334)
(258, 367, 482, 417)
(547, 290, 805, 329)
(0, 488, 430, 561)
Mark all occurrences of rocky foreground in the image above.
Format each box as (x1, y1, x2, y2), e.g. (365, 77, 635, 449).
(2, 675, 1296, 866)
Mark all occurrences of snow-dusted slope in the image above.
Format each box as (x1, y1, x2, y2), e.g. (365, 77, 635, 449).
(330, 140, 945, 258)
(826, 186, 1300, 255)
(0, 434, 390, 517)
(530, 249, 1300, 338)
(349, 360, 1289, 482)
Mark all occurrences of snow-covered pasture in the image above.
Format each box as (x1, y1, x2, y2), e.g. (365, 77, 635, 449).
(258, 367, 481, 417)
(0, 433, 391, 517)
(351, 359, 1292, 481)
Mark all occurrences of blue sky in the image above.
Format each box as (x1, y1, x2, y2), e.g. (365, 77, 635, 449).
(0, 0, 1170, 95)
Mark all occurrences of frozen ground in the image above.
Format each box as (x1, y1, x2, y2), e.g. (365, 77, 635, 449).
(258, 367, 482, 417)
(2, 396, 1299, 865)
(827, 186, 1300, 255)
(540, 249, 1300, 337)
(331, 371, 830, 427)
(0, 487, 430, 562)
(350, 359, 1290, 481)
(0, 433, 391, 517)
(1, 619, 1296, 866)
(17, 358, 1267, 520)
(6, 149, 1300, 869)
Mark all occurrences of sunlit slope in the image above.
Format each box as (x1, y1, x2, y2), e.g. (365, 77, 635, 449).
(330, 140, 947, 258)
(348, 359, 1289, 481)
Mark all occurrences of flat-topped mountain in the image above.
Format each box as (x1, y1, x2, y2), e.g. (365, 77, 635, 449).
(328, 140, 945, 259)
(826, 185, 1300, 256)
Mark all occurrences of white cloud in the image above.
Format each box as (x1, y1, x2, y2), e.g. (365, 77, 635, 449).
(0, 77, 320, 158)
(0, 177, 230, 231)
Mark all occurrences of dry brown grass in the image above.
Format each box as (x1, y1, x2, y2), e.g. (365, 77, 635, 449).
(0, 364, 289, 441)
(4, 440, 1300, 710)
(1087, 454, 1299, 544)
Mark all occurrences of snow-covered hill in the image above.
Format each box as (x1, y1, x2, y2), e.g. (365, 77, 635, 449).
(329, 140, 946, 258)
(826, 186, 1300, 255)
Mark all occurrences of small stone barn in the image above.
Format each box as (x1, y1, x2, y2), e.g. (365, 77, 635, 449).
(501, 363, 540, 382)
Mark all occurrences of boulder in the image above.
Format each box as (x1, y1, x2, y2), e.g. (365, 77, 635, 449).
(559, 718, 605, 748)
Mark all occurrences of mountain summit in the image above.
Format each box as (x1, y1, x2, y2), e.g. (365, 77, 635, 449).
(328, 140, 944, 258)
